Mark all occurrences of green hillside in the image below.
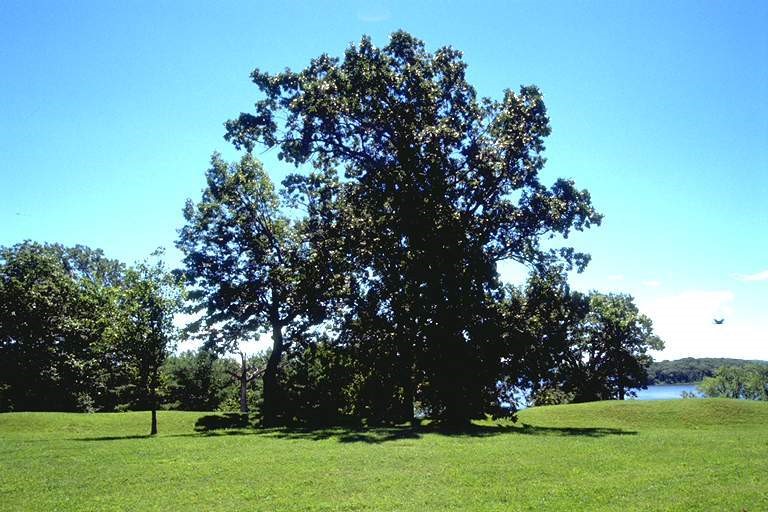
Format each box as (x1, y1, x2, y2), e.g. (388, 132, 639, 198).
(1, 400, 766, 511)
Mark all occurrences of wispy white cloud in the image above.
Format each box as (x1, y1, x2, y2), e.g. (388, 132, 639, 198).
(734, 270, 768, 282)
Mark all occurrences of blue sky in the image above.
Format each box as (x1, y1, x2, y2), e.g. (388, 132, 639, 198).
(2, 0, 766, 360)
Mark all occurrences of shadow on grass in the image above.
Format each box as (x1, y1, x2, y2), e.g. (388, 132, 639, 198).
(257, 426, 422, 444)
(191, 413, 636, 444)
(513, 423, 637, 438)
(71, 413, 256, 441)
(194, 412, 255, 432)
(74, 434, 153, 441)
(259, 423, 635, 444)
(72, 414, 636, 443)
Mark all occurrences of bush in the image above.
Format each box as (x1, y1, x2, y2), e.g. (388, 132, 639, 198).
(531, 387, 575, 406)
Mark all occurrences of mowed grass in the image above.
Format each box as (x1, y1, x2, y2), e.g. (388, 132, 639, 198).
(1, 400, 767, 511)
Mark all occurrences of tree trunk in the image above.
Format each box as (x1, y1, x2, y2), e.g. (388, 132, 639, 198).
(149, 370, 159, 435)
(394, 296, 417, 426)
(262, 296, 284, 427)
(404, 371, 416, 426)
(150, 408, 158, 435)
(400, 330, 416, 426)
(262, 337, 282, 427)
(617, 357, 625, 400)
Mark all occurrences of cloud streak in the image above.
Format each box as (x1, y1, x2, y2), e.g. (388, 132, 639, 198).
(735, 270, 768, 282)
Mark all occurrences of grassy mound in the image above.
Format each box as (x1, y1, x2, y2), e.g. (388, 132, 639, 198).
(1, 399, 766, 511)
(519, 397, 768, 429)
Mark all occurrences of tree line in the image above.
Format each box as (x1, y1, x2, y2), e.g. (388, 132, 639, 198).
(0, 243, 182, 433)
(2, 32, 664, 430)
(0, 242, 267, 417)
(648, 357, 768, 384)
(0, 240, 662, 423)
(698, 365, 768, 400)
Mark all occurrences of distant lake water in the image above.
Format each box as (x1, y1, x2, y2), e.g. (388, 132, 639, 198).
(511, 383, 702, 409)
(634, 384, 701, 400)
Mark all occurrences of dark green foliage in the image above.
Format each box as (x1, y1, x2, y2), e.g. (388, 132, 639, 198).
(0, 242, 123, 412)
(566, 293, 664, 401)
(530, 386, 576, 406)
(503, 269, 663, 405)
(649, 357, 768, 384)
(160, 350, 241, 411)
(281, 328, 410, 427)
(499, 267, 590, 405)
(224, 31, 601, 424)
(280, 342, 358, 426)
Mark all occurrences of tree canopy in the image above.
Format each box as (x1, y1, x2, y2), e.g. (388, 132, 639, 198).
(106, 254, 183, 434)
(221, 31, 602, 424)
(178, 153, 340, 425)
(500, 269, 663, 406)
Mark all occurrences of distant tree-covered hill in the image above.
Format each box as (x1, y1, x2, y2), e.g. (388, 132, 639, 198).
(649, 357, 768, 384)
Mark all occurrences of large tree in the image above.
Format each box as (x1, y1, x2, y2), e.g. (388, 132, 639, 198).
(224, 31, 601, 424)
(178, 154, 339, 425)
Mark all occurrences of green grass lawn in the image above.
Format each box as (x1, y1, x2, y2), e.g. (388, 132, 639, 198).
(1, 399, 766, 511)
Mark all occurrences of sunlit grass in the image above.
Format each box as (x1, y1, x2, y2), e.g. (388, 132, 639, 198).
(1, 399, 766, 511)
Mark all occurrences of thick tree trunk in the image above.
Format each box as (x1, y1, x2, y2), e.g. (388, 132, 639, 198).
(404, 371, 416, 426)
(400, 331, 416, 426)
(435, 328, 472, 428)
(150, 408, 158, 435)
(262, 335, 282, 427)
(394, 298, 417, 426)
(262, 297, 284, 427)
(617, 359, 625, 400)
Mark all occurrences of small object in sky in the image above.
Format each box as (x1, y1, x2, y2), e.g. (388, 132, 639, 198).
(713, 318, 725, 325)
